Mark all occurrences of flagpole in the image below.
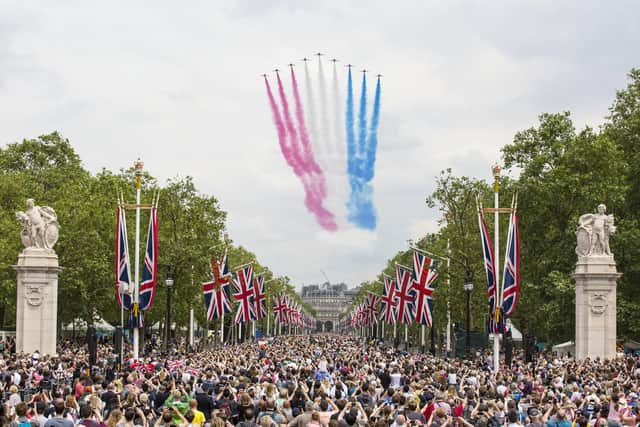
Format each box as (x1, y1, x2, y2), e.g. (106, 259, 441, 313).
(404, 324, 408, 350)
(220, 312, 224, 344)
(382, 322, 385, 341)
(252, 320, 255, 341)
(421, 324, 425, 353)
(132, 159, 143, 361)
(266, 312, 270, 337)
(446, 238, 451, 356)
(492, 164, 501, 372)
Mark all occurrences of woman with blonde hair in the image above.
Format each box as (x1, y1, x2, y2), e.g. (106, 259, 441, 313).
(8, 385, 21, 409)
(259, 415, 277, 427)
(106, 409, 122, 427)
(89, 393, 104, 416)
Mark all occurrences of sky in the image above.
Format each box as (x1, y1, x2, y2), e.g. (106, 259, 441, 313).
(1, 1, 639, 289)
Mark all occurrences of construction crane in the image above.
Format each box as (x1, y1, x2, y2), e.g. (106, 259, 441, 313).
(320, 270, 331, 286)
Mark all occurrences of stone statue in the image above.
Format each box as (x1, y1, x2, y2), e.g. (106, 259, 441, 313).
(15, 199, 59, 250)
(576, 204, 616, 256)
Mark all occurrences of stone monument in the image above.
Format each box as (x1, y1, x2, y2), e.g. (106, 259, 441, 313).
(13, 199, 61, 355)
(573, 204, 620, 359)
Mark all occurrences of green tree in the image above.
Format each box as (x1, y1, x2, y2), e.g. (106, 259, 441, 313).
(502, 112, 629, 342)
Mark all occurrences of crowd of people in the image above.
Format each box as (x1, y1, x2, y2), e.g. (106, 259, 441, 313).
(0, 335, 638, 427)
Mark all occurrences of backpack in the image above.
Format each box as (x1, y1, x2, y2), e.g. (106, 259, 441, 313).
(17, 420, 31, 427)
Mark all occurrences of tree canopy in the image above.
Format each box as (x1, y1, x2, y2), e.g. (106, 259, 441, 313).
(0, 132, 302, 332)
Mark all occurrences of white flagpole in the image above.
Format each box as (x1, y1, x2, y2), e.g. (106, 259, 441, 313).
(493, 164, 501, 372)
(266, 312, 270, 337)
(252, 320, 255, 340)
(421, 324, 425, 351)
(382, 322, 385, 340)
(393, 322, 397, 340)
(404, 324, 408, 347)
(446, 238, 451, 356)
(220, 312, 224, 344)
(189, 308, 194, 348)
(132, 159, 143, 361)
(238, 320, 242, 342)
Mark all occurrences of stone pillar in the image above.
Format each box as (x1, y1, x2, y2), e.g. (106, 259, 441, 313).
(14, 248, 62, 355)
(573, 255, 620, 360)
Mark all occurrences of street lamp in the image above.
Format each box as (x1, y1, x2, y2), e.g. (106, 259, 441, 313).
(463, 271, 474, 358)
(165, 272, 174, 353)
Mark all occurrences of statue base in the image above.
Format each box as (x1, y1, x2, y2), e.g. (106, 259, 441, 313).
(13, 248, 62, 355)
(573, 254, 620, 360)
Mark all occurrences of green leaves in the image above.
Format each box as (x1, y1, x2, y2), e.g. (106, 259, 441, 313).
(0, 133, 286, 334)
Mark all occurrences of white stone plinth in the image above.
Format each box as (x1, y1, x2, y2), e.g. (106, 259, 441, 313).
(13, 248, 62, 355)
(573, 255, 620, 360)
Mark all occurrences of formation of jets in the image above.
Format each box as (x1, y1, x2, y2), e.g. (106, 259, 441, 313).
(261, 53, 382, 78)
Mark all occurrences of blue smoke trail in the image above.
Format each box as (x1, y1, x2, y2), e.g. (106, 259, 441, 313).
(345, 68, 356, 178)
(357, 72, 368, 176)
(345, 72, 377, 230)
(363, 77, 381, 183)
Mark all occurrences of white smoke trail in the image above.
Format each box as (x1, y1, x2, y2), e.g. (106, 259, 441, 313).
(332, 60, 345, 174)
(317, 56, 333, 175)
(304, 60, 326, 172)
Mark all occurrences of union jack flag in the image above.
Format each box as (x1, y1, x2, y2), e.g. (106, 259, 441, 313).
(252, 273, 267, 321)
(412, 250, 438, 326)
(282, 295, 292, 324)
(366, 292, 379, 325)
(358, 302, 367, 326)
(478, 206, 503, 334)
(380, 275, 398, 324)
(501, 207, 520, 316)
(233, 264, 255, 324)
(273, 293, 287, 323)
(202, 249, 232, 321)
(395, 263, 416, 324)
(292, 305, 302, 326)
(115, 206, 133, 310)
(139, 207, 158, 311)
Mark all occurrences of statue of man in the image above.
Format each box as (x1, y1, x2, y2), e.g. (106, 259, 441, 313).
(577, 204, 616, 256)
(16, 199, 59, 249)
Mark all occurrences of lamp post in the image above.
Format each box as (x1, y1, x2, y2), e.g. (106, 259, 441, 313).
(463, 272, 474, 358)
(165, 273, 174, 353)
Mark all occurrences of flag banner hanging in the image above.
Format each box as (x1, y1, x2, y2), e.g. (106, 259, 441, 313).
(478, 205, 504, 334)
(412, 250, 438, 327)
(253, 273, 267, 321)
(501, 204, 520, 316)
(395, 263, 416, 325)
(202, 249, 232, 321)
(274, 293, 287, 323)
(366, 292, 380, 325)
(233, 264, 255, 324)
(115, 206, 133, 310)
(139, 206, 158, 311)
(380, 275, 398, 324)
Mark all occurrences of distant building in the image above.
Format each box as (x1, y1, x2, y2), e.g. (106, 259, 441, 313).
(300, 282, 359, 332)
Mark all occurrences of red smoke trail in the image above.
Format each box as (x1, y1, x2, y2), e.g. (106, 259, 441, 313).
(267, 75, 336, 231)
(276, 72, 305, 177)
(264, 77, 301, 176)
(290, 67, 326, 199)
